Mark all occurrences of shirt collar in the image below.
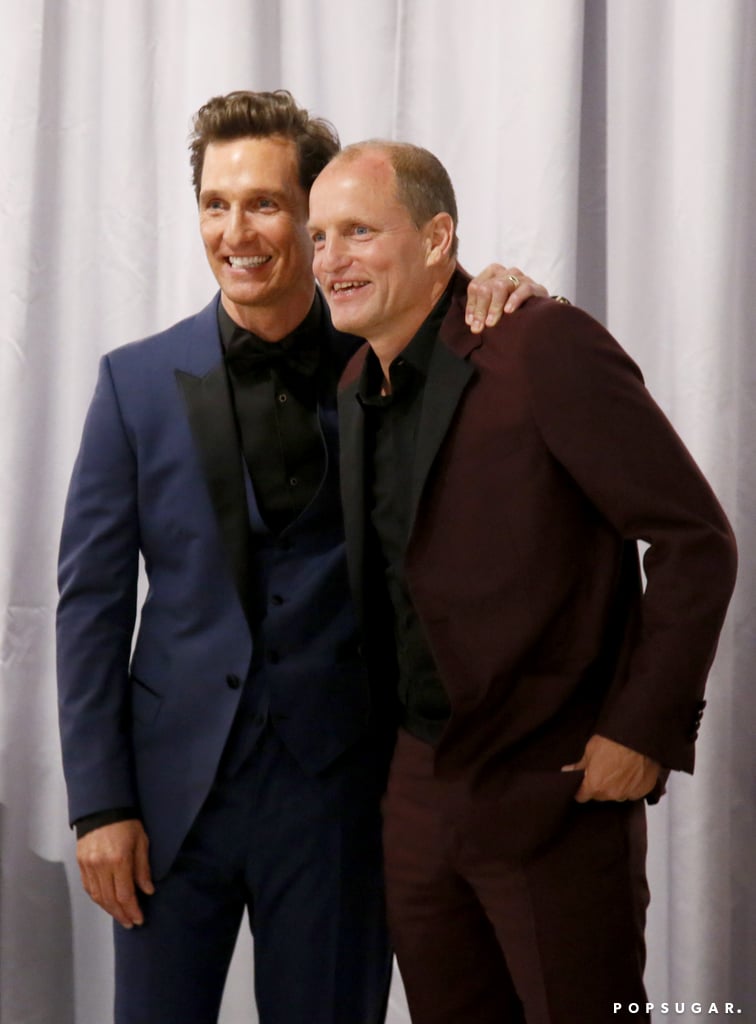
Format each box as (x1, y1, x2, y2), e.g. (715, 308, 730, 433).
(218, 290, 324, 354)
(357, 278, 454, 405)
(220, 291, 324, 381)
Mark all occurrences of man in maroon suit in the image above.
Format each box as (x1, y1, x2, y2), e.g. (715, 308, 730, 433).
(307, 142, 737, 1024)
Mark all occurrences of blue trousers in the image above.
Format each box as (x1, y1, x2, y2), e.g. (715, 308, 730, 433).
(114, 727, 391, 1023)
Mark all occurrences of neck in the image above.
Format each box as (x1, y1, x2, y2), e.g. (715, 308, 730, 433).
(371, 268, 454, 380)
(221, 282, 316, 342)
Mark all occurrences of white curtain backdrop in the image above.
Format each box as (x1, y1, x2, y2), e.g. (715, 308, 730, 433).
(1, 1, 754, 1021)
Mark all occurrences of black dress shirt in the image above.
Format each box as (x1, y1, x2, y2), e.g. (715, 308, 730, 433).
(357, 288, 453, 744)
(220, 294, 326, 533)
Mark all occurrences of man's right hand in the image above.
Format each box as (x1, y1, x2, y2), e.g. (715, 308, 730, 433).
(76, 819, 154, 928)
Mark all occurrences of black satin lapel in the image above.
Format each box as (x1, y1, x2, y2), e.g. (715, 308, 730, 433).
(175, 365, 251, 619)
(337, 381, 367, 624)
(409, 342, 475, 532)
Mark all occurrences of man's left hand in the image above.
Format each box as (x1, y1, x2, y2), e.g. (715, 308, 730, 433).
(562, 734, 661, 803)
(465, 264, 548, 333)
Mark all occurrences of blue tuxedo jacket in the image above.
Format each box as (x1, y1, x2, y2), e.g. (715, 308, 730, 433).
(57, 294, 372, 878)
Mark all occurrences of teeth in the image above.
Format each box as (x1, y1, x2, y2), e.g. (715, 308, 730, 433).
(228, 256, 271, 268)
(332, 281, 366, 292)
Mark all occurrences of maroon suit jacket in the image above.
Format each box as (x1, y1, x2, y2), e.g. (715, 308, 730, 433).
(338, 269, 736, 857)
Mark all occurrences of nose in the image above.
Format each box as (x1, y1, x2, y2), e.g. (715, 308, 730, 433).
(315, 234, 349, 275)
(224, 205, 252, 247)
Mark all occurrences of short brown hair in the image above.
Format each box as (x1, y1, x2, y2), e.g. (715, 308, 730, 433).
(338, 141, 459, 257)
(189, 90, 340, 200)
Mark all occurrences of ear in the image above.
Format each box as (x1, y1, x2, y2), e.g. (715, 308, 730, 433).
(424, 212, 455, 266)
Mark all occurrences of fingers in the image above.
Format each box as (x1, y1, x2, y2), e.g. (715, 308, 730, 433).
(79, 855, 142, 929)
(499, 267, 549, 315)
(465, 264, 549, 333)
(563, 734, 661, 804)
(113, 865, 145, 928)
(574, 781, 594, 804)
(465, 277, 509, 334)
(561, 757, 589, 802)
(568, 761, 614, 803)
(76, 820, 150, 929)
(133, 830, 155, 898)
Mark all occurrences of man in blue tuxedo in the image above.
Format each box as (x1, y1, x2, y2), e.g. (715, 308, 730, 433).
(56, 90, 545, 1023)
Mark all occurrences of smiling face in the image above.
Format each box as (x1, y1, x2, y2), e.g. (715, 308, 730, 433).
(198, 135, 315, 339)
(308, 149, 454, 363)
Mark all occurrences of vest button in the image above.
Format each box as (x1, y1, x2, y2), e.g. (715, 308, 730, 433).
(226, 673, 242, 690)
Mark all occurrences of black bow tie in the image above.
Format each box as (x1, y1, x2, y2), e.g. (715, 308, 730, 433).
(225, 328, 321, 381)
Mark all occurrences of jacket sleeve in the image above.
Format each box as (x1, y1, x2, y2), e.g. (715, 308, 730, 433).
(57, 354, 141, 824)
(524, 301, 737, 772)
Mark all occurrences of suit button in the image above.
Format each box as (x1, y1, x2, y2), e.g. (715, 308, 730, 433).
(226, 674, 242, 690)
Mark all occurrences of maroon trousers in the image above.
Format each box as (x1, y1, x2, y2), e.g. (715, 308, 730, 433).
(383, 730, 650, 1024)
